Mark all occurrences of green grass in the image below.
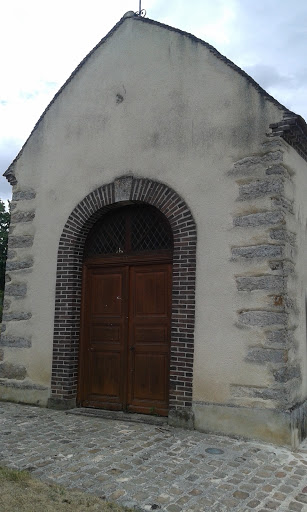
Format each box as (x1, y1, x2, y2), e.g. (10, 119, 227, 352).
(0, 466, 134, 512)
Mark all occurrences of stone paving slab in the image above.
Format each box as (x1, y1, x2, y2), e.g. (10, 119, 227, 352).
(1, 402, 307, 511)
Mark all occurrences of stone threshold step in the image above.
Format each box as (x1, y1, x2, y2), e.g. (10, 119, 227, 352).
(66, 407, 168, 426)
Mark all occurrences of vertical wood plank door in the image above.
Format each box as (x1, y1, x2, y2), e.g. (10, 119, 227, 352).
(79, 262, 172, 416)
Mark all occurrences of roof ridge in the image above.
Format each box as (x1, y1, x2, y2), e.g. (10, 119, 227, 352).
(136, 16, 292, 114)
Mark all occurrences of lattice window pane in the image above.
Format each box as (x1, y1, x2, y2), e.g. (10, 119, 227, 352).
(85, 212, 126, 257)
(131, 209, 172, 251)
(84, 205, 172, 258)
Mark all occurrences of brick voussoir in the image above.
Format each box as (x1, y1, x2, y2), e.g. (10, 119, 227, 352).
(51, 177, 196, 408)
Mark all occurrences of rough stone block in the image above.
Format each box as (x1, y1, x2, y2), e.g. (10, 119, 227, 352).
(9, 236, 34, 248)
(261, 139, 284, 150)
(273, 295, 297, 312)
(7, 250, 17, 260)
(12, 189, 36, 201)
(231, 384, 283, 402)
(0, 335, 31, 348)
(6, 258, 34, 271)
(168, 408, 194, 429)
(239, 178, 284, 200)
(238, 310, 287, 327)
(2, 312, 32, 322)
(0, 348, 3, 361)
(0, 362, 27, 379)
(3, 299, 11, 311)
(245, 347, 288, 364)
(269, 261, 295, 275)
(265, 164, 289, 178)
(232, 151, 283, 175)
(11, 211, 35, 223)
(193, 401, 297, 447)
(266, 164, 289, 176)
(114, 176, 133, 202)
(232, 244, 283, 259)
(270, 229, 296, 245)
(1, 324, 6, 333)
(47, 397, 77, 410)
(273, 366, 301, 383)
(272, 196, 294, 213)
(266, 329, 293, 346)
(5, 283, 27, 297)
(233, 211, 284, 227)
(0, 379, 47, 390)
(236, 275, 284, 291)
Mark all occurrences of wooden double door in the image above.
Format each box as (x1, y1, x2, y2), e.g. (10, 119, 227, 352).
(78, 260, 172, 416)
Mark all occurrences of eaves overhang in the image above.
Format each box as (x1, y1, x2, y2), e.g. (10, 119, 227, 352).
(270, 113, 307, 162)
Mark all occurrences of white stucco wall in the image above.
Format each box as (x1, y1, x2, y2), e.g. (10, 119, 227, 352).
(1, 16, 290, 409)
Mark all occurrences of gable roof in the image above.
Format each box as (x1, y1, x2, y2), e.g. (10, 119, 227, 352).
(4, 12, 307, 184)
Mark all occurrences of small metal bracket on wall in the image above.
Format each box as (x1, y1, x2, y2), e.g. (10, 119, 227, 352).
(135, 1, 146, 17)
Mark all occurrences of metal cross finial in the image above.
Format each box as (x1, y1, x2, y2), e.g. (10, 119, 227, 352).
(136, 0, 146, 17)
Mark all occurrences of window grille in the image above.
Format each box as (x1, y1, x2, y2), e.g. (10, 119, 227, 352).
(84, 205, 172, 258)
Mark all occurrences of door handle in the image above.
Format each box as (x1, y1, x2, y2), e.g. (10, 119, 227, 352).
(129, 346, 135, 351)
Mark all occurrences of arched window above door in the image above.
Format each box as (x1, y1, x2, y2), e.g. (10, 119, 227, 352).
(84, 204, 173, 259)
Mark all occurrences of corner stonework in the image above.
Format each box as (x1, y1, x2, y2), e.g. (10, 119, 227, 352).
(230, 138, 301, 413)
(0, 187, 36, 394)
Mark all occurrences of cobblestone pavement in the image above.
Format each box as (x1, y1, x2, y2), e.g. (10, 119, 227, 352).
(1, 402, 307, 511)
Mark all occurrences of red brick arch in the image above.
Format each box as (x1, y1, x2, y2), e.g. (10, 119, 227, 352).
(49, 177, 197, 419)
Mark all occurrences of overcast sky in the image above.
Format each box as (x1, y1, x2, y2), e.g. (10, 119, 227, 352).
(1, 0, 307, 202)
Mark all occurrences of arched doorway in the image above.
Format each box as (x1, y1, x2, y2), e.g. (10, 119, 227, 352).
(50, 177, 196, 426)
(78, 204, 173, 416)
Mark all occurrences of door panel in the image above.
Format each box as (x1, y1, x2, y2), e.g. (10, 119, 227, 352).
(91, 273, 123, 316)
(134, 326, 168, 343)
(88, 351, 121, 397)
(134, 271, 167, 316)
(79, 266, 128, 409)
(128, 264, 172, 415)
(79, 262, 172, 415)
(133, 353, 168, 401)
